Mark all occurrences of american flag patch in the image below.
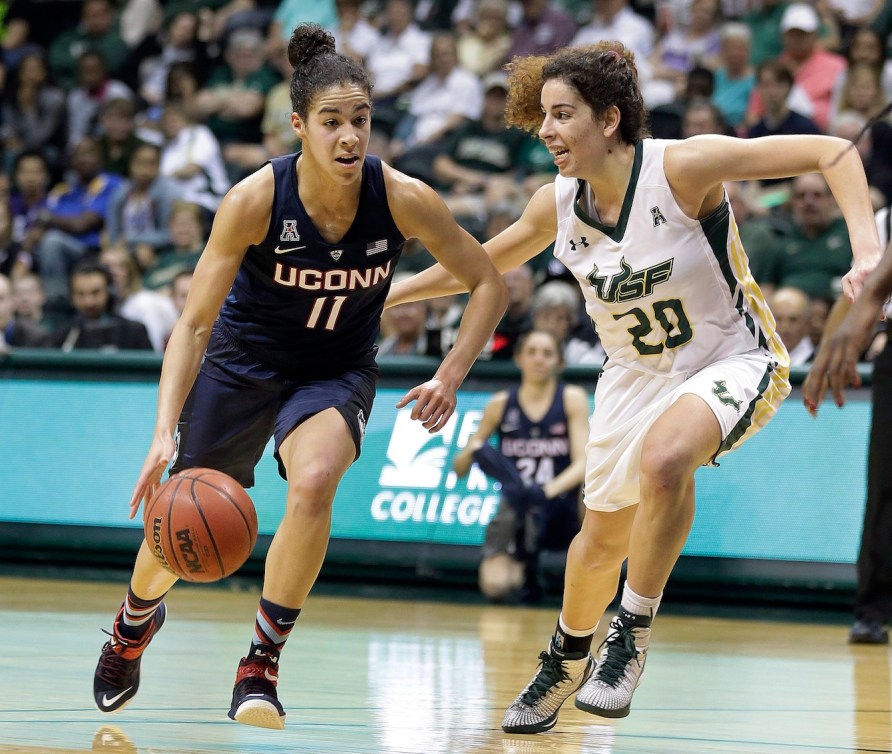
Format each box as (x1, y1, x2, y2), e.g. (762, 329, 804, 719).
(366, 239, 387, 255)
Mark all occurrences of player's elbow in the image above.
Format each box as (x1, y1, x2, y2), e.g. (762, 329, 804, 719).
(495, 275, 509, 315)
(476, 268, 508, 313)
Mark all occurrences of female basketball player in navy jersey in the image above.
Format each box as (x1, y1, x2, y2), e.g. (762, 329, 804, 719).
(387, 41, 882, 733)
(453, 329, 589, 603)
(92, 24, 507, 729)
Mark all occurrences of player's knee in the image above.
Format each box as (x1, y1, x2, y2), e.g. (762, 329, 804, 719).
(572, 529, 626, 571)
(286, 464, 340, 513)
(639, 444, 691, 496)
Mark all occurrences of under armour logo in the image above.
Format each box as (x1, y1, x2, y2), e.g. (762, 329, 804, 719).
(651, 206, 667, 227)
(569, 237, 589, 251)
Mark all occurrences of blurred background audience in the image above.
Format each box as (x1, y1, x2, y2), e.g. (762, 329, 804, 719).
(0, 0, 887, 365)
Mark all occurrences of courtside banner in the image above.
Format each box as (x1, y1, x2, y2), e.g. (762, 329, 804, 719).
(0, 381, 869, 563)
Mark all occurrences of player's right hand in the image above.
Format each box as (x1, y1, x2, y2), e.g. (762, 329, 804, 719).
(396, 377, 457, 433)
(130, 432, 176, 519)
(802, 319, 867, 415)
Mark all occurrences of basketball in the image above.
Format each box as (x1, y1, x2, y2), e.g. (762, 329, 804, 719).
(144, 468, 258, 582)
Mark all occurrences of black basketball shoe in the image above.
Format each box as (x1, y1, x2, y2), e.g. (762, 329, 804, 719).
(228, 645, 286, 729)
(93, 603, 167, 713)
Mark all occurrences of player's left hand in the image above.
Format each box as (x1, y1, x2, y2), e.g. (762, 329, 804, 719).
(397, 377, 457, 433)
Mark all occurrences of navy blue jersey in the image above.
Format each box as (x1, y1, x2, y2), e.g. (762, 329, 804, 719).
(497, 384, 573, 488)
(218, 153, 405, 375)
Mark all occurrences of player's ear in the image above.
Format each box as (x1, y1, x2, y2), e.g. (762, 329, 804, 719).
(602, 105, 621, 138)
(291, 111, 305, 139)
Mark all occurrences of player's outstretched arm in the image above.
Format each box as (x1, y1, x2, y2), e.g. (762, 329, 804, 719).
(665, 134, 883, 301)
(386, 167, 509, 432)
(129, 168, 273, 517)
(385, 183, 558, 308)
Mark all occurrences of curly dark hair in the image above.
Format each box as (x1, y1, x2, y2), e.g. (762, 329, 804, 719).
(505, 42, 649, 144)
(287, 23, 372, 118)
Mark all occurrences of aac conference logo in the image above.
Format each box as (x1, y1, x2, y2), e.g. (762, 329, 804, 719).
(371, 407, 501, 528)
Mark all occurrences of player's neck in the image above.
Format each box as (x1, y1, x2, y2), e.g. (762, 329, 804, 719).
(295, 154, 363, 242)
(519, 378, 557, 403)
(579, 141, 635, 224)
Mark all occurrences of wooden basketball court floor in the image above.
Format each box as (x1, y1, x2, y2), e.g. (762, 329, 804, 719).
(1, 575, 889, 754)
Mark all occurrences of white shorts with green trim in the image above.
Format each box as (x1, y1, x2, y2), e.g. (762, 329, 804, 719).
(583, 349, 790, 512)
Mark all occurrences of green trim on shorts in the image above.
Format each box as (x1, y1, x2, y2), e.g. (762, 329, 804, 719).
(718, 364, 772, 454)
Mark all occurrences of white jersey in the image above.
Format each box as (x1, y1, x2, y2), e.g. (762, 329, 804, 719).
(553, 139, 788, 377)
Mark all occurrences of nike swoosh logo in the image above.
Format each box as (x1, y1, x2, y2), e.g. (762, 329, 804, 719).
(101, 688, 132, 706)
(264, 669, 277, 681)
(275, 245, 305, 254)
(276, 618, 295, 626)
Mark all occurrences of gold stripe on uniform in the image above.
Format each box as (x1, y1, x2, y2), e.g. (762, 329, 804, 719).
(720, 217, 792, 452)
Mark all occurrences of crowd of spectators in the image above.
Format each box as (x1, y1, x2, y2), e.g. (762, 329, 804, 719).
(1, 0, 891, 362)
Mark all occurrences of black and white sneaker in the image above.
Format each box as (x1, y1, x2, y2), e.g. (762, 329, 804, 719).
(93, 603, 167, 713)
(575, 608, 650, 718)
(501, 639, 594, 733)
(228, 645, 286, 729)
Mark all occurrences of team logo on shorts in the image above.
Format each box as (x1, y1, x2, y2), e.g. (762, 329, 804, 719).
(280, 219, 300, 242)
(357, 409, 366, 440)
(712, 380, 742, 411)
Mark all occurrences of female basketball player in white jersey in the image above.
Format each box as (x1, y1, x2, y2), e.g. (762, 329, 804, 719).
(92, 24, 507, 730)
(387, 41, 882, 733)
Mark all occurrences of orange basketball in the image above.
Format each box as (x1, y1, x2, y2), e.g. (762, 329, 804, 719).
(144, 468, 258, 582)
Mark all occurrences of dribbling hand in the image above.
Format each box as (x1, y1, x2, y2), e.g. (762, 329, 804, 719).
(130, 432, 177, 519)
(396, 377, 457, 433)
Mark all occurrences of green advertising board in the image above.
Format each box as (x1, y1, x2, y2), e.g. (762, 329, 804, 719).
(0, 377, 870, 565)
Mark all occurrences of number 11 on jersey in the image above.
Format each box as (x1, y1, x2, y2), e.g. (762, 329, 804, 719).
(307, 295, 347, 330)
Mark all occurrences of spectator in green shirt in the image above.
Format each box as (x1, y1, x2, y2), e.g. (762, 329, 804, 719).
(142, 201, 206, 291)
(192, 27, 280, 146)
(48, 0, 129, 89)
(758, 173, 854, 299)
(743, 0, 788, 66)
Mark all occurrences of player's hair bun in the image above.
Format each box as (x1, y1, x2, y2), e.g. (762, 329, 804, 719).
(288, 23, 337, 69)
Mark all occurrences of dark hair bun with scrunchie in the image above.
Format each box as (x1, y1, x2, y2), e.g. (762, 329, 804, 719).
(288, 23, 336, 69)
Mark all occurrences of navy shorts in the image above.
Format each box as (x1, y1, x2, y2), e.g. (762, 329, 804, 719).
(170, 325, 378, 488)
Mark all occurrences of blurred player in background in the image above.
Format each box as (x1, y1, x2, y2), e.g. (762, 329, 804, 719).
(453, 329, 588, 603)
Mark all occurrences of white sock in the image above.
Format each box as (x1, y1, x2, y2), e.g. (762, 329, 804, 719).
(621, 582, 662, 620)
(558, 613, 598, 636)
